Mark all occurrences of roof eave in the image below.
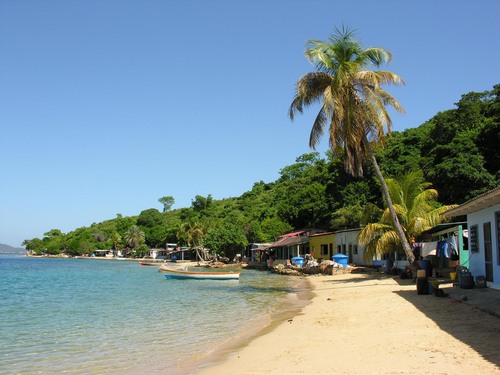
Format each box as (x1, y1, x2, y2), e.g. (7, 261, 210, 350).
(445, 186, 500, 217)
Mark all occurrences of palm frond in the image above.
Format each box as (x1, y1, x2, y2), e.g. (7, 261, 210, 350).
(309, 107, 328, 149)
(289, 72, 333, 120)
(360, 47, 393, 67)
(376, 230, 400, 255)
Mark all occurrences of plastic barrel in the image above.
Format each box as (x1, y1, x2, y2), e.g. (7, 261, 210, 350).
(419, 260, 432, 277)
(332, 254, 348, 268)
(459, 273, 474, 289)
(416, 277, 429, 295)
(291, 256, 304, 268)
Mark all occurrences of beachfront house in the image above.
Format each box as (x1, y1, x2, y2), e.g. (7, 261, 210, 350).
(334, 228, 367, 266)
(418, 222, 468, 277)
(93, 249, 114, 258)
(264, 228, 371, 267)
(309, 232, 335, 262)
(253, 227, 400, 269)
(149, 243, 178, 259)
(268, 230, 312, 265)
(444, 186, 500, 290)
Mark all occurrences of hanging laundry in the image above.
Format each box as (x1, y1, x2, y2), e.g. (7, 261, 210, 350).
(437, 240, 448, 269)
(437, 240, 449, 258)
(421, 241, 438, 257)
(449, 235, 459, 260)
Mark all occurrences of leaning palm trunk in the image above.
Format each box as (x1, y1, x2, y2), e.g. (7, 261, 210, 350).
(194, 246, 204, 262)
(289, 27, 412, 263)
(363, 136, 415, 264)
(194, 246, 210, 262)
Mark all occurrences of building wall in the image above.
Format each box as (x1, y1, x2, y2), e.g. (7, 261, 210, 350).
(466, 204, 500, 290)
(334, 229, 367, 265)
(309, 233, 335, 261)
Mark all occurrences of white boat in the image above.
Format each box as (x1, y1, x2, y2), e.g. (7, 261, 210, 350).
(159, 266, 240, 280)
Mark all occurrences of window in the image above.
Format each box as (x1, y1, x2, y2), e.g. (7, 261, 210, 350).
(321, 244, 328, 256)
(496, 212, 500, 265)
(337, 245, 341, 253)
(353, 245, 358, 254)
(470, 224, 479, 253)
(484, 222, 493, 282)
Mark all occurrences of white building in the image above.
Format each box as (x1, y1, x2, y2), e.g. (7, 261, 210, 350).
(445, 186, 500, 290)
(334, 228, 367, 266)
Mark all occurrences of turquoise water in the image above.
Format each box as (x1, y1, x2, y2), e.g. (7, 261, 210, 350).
(0, 257, 309, 374)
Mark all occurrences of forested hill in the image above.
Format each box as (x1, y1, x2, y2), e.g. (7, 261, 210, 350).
(378, 84, 500, 204)
(24, 84, 500, 256)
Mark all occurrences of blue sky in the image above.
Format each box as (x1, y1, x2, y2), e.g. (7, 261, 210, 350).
(1, 0, 499, 247)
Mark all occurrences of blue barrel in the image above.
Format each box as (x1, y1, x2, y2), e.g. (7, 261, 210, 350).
(419, 260, 432, 277)
(333, 254, 348, 268)
(291, 256, 304, 268)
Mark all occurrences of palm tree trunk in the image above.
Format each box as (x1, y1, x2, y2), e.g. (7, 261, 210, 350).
(363, 136, 415, 264)
(195, 247, 203, 262)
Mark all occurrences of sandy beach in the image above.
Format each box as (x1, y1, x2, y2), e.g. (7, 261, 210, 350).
(196, 272, 500, 375)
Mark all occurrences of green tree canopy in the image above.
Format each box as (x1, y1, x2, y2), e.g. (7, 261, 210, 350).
(158, 196, 175, 212)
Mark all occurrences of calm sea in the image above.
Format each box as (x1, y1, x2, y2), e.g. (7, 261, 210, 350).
(0, 257, 309, 374)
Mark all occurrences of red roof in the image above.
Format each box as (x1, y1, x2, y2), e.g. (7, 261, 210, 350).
(279, 230, 308, 238)
(270, 236, 309, 248)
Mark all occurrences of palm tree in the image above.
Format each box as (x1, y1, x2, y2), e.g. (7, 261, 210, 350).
(289, 26, 415, 263)
(125, 225, 145, 249)
(358, 170, 457, 260)
(177, 221, 209, 261)
(110, 232, 122, 256)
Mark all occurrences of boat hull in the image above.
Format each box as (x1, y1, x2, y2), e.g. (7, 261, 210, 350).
(160, 266, 240, 280)
(139, 262, 161, 266)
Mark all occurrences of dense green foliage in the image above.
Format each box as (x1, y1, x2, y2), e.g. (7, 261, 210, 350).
(24, 85, 500, 257)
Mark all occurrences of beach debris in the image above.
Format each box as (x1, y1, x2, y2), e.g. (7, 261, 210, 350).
(269, 259, 380, 277)
(288, 319, 293, 324)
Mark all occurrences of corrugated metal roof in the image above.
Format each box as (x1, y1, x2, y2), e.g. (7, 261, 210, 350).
(309, 232, 334, 237)
(279, 230, 308, 238)
(445, 186, 500, 217)
(421, 222, 467, 235)
(269, 236, 309, 248)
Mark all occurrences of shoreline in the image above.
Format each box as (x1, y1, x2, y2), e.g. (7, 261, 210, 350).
(196, 272, 500, 375)
(174, 275, 313, 375)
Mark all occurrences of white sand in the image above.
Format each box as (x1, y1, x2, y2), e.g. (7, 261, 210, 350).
(196, 272, 500, 375)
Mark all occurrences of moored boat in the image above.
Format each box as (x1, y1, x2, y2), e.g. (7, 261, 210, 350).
(139, 262, 162, 266)
(159, 265, 240, 280)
